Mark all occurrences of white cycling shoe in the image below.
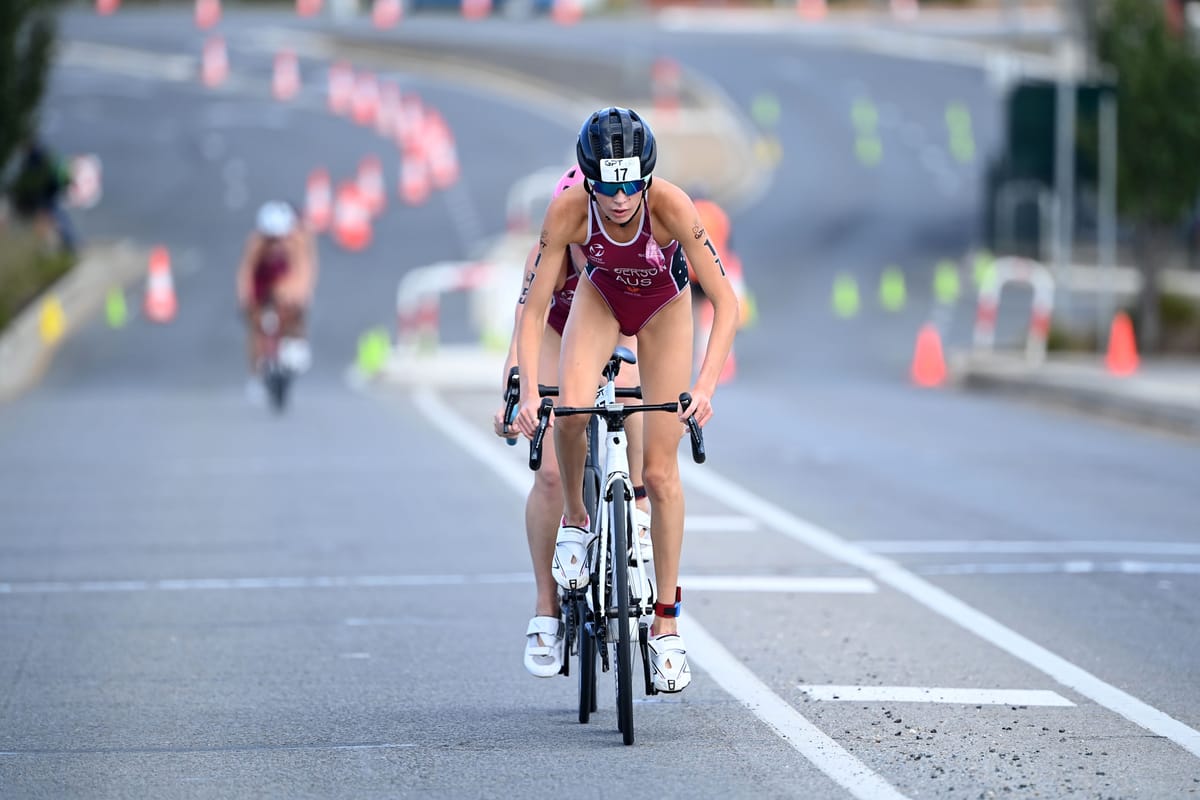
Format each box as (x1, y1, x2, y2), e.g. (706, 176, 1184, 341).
(524, 616, 563, 678)
(648, 633, 692, 693)
(552, 519, 595, 590)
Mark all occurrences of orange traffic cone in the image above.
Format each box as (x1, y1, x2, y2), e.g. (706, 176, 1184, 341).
(462, 0, 491, 21)
(373, 0, 402, 28)
(400, 142, 431, 206)
(333, 183, 372, 252)
(551, 0, 583, 26)
(304, 167, 332, 233)
(357, 155, 386, 217)
(1105, 311, 1139, 376)
(195, 0, 221, 29)
(796, 0, 827, 20)
(272, 50, 300, 101)
(201, 36, 228, 88)
(910, 322, 945, 388)
(144, 246, 177, 323)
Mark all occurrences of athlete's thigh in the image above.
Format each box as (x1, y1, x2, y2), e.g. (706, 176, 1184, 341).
(632, 292, 694, 455)
(559, 277, 620, 407)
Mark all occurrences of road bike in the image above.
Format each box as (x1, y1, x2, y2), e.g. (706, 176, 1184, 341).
(523, 346, 705, 746)
(503, 359, 643, 724)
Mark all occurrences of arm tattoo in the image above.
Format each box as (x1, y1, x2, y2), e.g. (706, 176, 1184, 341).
(703, 238, 727, 276)
(517, 268, 536, 305)
(692, 223, 706, 241)
(539, 229, 548, 250)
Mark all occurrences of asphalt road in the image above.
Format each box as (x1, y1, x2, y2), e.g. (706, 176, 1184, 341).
(2, 6, 1199, 799)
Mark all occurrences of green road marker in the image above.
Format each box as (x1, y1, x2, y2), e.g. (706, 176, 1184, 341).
(973, 250, 996, 288)
(751, 92, 782, 129)
(852, 98, 878, 133)
(105, 287, 128, 328)
(946, 102, 976, 164)
(934, 259, 961, 305)
(879, 266, 906, 312)
(39, 296, 66, 344)
(356, 327, 391, 376)
(855, 135, 883, 166)
(832, 274, 860, 319)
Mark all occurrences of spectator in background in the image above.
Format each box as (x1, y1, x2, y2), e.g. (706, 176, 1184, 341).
(7, 138, 78, 255)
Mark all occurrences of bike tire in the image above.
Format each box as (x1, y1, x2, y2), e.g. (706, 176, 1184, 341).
(265, 366, 289, 413)
(611, 488, 635, 746)
(577, 596, 596, 724)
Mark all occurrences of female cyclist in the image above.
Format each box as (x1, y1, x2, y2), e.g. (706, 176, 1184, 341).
(513, 107, 739, 693)
(493, 167, 652, 678)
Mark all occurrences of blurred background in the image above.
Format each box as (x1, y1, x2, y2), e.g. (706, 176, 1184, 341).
(2, 2, 1200, 796)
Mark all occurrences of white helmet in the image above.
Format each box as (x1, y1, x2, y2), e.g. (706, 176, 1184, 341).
(256, 201, 297, 237)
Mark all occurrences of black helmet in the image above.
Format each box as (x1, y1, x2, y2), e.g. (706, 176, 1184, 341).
(576, 107, 657, 183)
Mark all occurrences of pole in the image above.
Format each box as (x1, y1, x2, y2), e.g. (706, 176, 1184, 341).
(1097, 89, 1118, 348)
(1052, 32, 1080, 323)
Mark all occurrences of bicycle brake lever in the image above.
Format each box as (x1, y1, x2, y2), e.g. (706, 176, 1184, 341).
(503, 366, 520, 446)
(529, 398, 553, 471)
(678, 393, 706, 464)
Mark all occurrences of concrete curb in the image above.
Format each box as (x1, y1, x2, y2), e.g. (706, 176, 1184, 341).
(952, 352, 1200, 439)
(0, 240, 145, 404)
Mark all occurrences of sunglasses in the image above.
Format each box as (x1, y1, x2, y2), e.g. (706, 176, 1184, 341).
(589, 178, 647, 197)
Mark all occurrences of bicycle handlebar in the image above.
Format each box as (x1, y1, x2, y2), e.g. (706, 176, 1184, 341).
(528, 392, 706, 471)
(538, 384, 642, 399)
(502, 366, 520, 446)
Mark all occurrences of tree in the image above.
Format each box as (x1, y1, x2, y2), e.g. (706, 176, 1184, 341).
(1095, 0, 1200, 349)
(0, 1, 65, 190)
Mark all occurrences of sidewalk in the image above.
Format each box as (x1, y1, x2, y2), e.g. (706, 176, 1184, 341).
(952, 351, 1200, 439)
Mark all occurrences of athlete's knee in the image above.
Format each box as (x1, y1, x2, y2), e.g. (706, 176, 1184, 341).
(533, 464, 563, 499)
(554, 413, 589, 440)
(641, 460, 682, 504)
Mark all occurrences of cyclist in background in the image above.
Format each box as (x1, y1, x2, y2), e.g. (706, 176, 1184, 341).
(494, 166, 652, 678)
(513, 107, 740, 693)
(236, 202, 317, 401)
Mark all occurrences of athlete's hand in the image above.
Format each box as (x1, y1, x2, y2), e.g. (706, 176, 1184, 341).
(493, 407, 516, 439)
(681, 388, 714, 427)
(513, 397, 548, 439)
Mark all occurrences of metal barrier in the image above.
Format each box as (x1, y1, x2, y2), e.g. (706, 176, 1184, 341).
(972, 256, 1055, 364)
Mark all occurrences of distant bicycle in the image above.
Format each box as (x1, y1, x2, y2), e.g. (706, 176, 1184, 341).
(526, 346, 705, 746)
(254, 301, 309, 414)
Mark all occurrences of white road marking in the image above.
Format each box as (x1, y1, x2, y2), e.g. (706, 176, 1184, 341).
(681, 618, 910, 800)
(411, 388, 909, 800)
(684, 514, 759, 532)
(676, 461, 1200, 760)
(687, 575, 875, 593)
(798, 685, 1075, 707)
(863, 540, 1200, 556)
(917, 561, 1200, 577)
(0, 573, 871, 595)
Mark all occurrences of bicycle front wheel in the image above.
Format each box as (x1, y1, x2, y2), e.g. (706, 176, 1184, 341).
(610, 487, 635, 746)
(578, 595, 596, 724)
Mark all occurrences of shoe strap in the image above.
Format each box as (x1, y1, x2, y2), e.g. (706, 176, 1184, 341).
(653, 587, 682, 618)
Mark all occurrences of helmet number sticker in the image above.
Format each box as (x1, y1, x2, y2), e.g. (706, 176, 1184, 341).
(600, 157, 641, 183)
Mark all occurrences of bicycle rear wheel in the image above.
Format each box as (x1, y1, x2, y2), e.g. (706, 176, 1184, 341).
(610, 488, 635, 746)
